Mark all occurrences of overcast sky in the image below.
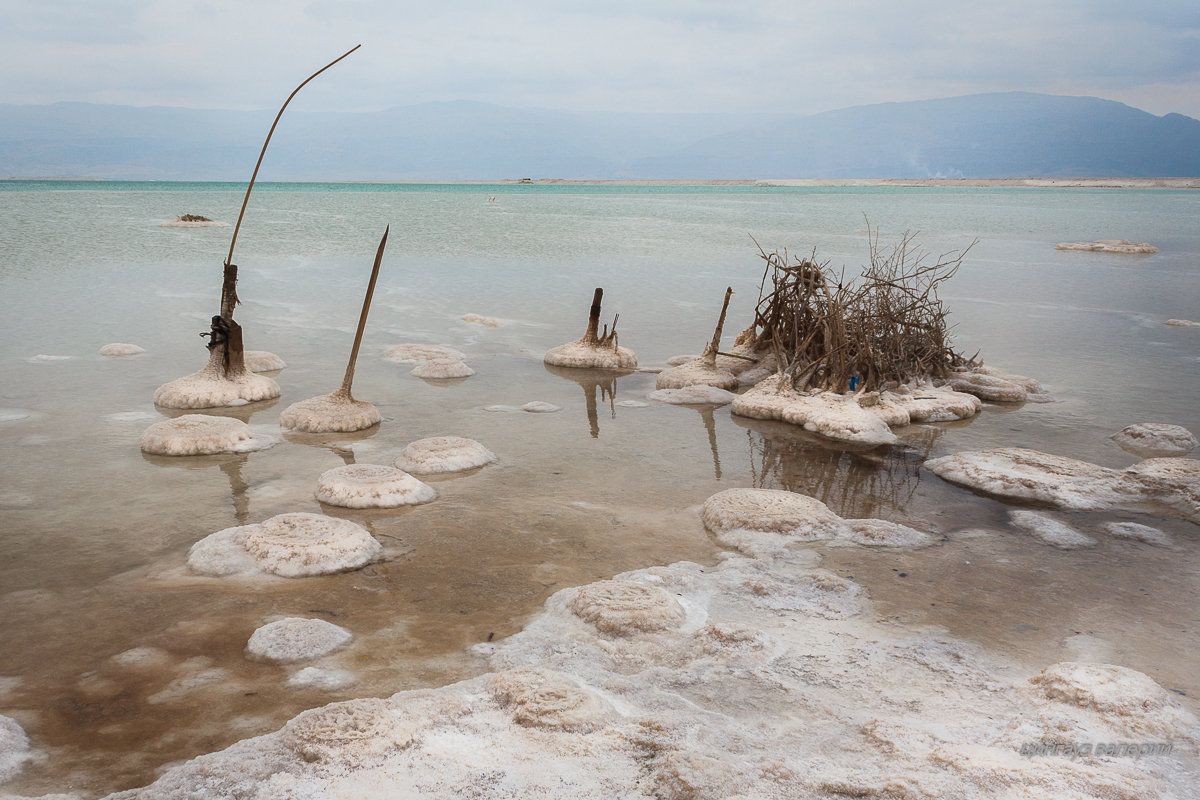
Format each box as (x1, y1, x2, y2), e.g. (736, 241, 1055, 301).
(2, 0, 1198, 119)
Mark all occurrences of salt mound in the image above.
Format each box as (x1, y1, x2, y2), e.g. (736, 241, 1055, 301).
(100, 342, 145, 356)
(393, 436, 497, 474)
(948, 370, 1028, 402)
(1029, 662, 1197, 739)
(287, 667, 356, 690)
(488, 668, 611, 731)
(924, 448, 1121, 509)
(139, 414, 275, 456)
(411, 358, 475, 379)
(1009, 510, 1096, 549)
(888, 384, 982, 422)
(0, 715, 31, 782)
(567, 580, 686, 636)
(701, 488, 846, 548)
(315, 464, 437, 508)
(1120, 457, 1200, 522)
(243, 350, 287, 372)
(1102, 521, 1171, 546)
(462, 313, 502, 327)
(1055, 240, 1158, 254)
(654, 357, 738, 390)
(1165, 318, 1200, 327)
(384, 344, 465, 365)
(245, 617, 353, 664)
(154, 359, 280, 409)
(189, 513, 382, 578)
(544, 339, 638, 370)
(733, 376, 899, 445)
(522, 401, 561, 413)
(284, 698, 410, 764)
(1111, 422, 1197, 458)
(279, 390, 380, 433)
(648, 385, 738, 406)
(840, 519, 936, 548)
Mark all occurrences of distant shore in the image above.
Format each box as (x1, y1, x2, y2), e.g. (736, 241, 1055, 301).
(491, 177, 1200, 189)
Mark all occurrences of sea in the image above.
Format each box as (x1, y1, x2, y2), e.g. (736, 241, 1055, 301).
(0, 181, 1197, 796)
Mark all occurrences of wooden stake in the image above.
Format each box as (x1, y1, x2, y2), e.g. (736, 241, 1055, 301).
(339, 226, 389, 398)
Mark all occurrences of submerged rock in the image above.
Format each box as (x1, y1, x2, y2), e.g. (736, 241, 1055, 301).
(1111, 423, 1197, 459)
(1009, 510, 1096, 549)
(187, 512, 382, 578)
(100, 342, 145, 357)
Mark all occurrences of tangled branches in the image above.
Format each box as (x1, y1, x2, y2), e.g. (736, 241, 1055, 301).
(739, 226, 977, 393)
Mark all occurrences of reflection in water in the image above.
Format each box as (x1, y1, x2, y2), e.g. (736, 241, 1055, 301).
(141, 451, 256, 526)
(154, 397, 279, 422)
(219, 458, 251, 525)
(282, 426, 380, 465)
(698, 405, 722, 480)
(734, 416, 946, 520)
(543, 364, 633, 438)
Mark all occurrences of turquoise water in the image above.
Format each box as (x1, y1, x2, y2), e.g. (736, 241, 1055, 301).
(0, 183, 1197, 796)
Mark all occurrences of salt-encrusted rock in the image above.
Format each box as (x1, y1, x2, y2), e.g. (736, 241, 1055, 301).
(393, 436, 496, 474)
(0, 715, 31, 782)
(243, 350, 287, 372)
(924, 448, 1121, 509)
(648, 385, 738, 406)
(315, 464, 437, 509)
(702, 488, 847, 547)
(488, 668, 611, 731)
(139, 414, 275, 456)
(1029, 662, 1198, 740)
(411, 359, 475, 379)
(383, 344, 466, 364)
(1009, 510, 1096, 549)
(567, 580, 686, 636)
(887, 385, 982, 422)
(655, 357, 738, 391)
(1111, 423, 1197, 459)
(100, 342, 145, 356)
(947, 371, 1028, 402)
(522, 401, 561, 413)
(1055, 240, 1158, 254)
(840, 519, 936, 548)
(154, 354, 280, 409)
(732, 376, 898, 445)
(279, 390, 381, 433)
(1102, 521, 1171, 546)
(287, 667, 357, 690)
(544, 339, 637, 370)
(284, 698, 411, 764)
(1119, 457, 1200, 523)
(187, 513, 382, 578)
(245, 618, 353, 664)
(462, 313, 502, 327)
(1165, 318, 1200, 328)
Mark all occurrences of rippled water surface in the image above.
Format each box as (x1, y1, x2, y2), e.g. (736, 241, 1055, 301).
(1, 182, 1197, 796)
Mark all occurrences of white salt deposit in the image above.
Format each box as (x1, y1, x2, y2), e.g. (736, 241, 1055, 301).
(106, 411, 158, 422)
(100, 342, 145, 356)
(654, 357, 738, 390)
(544, 339, 638, 370)
(154, 357, 281, 409)
(701, 487, 847, 553)
(146, 666, 229, 704)
(948, 370, 1029, 402)
(839, 518, 937, 548)
(393, 436, 497, 474)
(383, 343, 465, 365)
(482, 404, 521, 412)
(246, 618, 353, 664)
(647, 385, 738, 405)
(0, 409, 32, 424)
(287, 667, 357, 691)
(1120, 457, 1200, 523)
(488, 668, 612, 731)
(243, 350, 287, 372)
(1165, 318, 1200, 327)
(1102, 521, 1171, 546)
(1055, 239, 1158, 254)
(567, 579, 687, 636)
(31, 353, 73, 361)
(0, 715, 31, 782)
(410, 358, 475, 379)
(1111, 422, 1197, 458)
(925, 448, 1122, 509)
(315, 464, 437, 509)
(283, 697, 413, 766)
(109, 647, 172, 669)
(732, 376, 899, 445)
(187, 513, 382, 578)
(666, 354, 700, 366)
(521, 401, 561, 413)
(139, 414, 276, 456)
(279, 390, 381, 433)
(462, 313, 502, 327)
(1027, 662, 1195, 739)
(615, 400, 649, 408)
(1009, 510, 1097, 549)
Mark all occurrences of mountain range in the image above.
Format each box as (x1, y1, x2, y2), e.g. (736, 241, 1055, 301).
(2, 92, 1197, 180)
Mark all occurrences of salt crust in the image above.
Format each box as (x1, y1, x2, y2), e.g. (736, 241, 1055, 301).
(139, 414, 275, 456)
(1055, 239, 1158, 254)
(544, 339, 638, 370)
(154, 357, 281, 409)
(287, 667, 356, 691)
(187, 512, 382, 578)
(522, 401, 561, 413)
(462, 313, 502, 327)
(1111, 423, 1197, 459)
(393, 436, 496, 474)
(655, 357, 738, 391)
(120, 549, 1200, 799)
(279, 391, 381, 433)
(1165, 318, 1200, 327)
(926, 447, 1200, 523)
(1009, 510, 1096, 549)
(1102, 521, 1171, 546)
(383, 344, 465, 365)
(315, 464, 437, 509)
(647, 385, 738, 406)
(410, 358, 475, 379)
(243, 350, 287, 373)
(246, 618, 353, 664)
(0, 714, 31, 782)
(567, 580, 687, 636)
(100, 342, 145, 356)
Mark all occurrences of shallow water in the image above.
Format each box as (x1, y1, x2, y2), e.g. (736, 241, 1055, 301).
(0, 182, 1197, 796)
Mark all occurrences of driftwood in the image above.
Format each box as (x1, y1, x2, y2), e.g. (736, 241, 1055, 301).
(740, 226, 976, 394)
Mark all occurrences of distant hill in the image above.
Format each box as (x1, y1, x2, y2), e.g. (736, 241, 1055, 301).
(1, 93, 1197, 180)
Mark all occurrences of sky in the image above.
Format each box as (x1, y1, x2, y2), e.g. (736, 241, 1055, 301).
(2, 0, 1198, 119)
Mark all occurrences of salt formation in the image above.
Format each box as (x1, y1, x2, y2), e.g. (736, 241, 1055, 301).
(1165, 318, 1200, 327)
(410, 358, 475, 379)
(521, 401, 561, 413)
(1028, 662, 1196, 739)
(1111, 422, 1197, 458)
(100, 342, 145, 356)
(926, 447, 1200, 523)
(284, 698, 412, 765)
(567, 579, 687, 635)
(154, 356, 280, 408)
(279, 227, 389, 433)
(1102, 521, 1171, 546)
(245, 617, 353, 664)
(393, 436, 497, 474)
(488, 668, 612, 731)
(139, 414, 275, 456)
(462, 313, 501, 327)
(187, 512, 382, 578)
(383, 343, 466, 364)
(160, 214, 228, 227)
(1009, 510, 1096, 549)
(315, 464, 436, 508)
(287, 667, 356, 690)
(0, 715, 31, 782)
(701, 487, 848, 553)
(1055, 239, 1158, 254)
(544, 288, 638, 369)
(656, 288, 741, 391)
(647, 385, 738, 406)
(840, 518, 936, 548)
(243, 350, 287, 372)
